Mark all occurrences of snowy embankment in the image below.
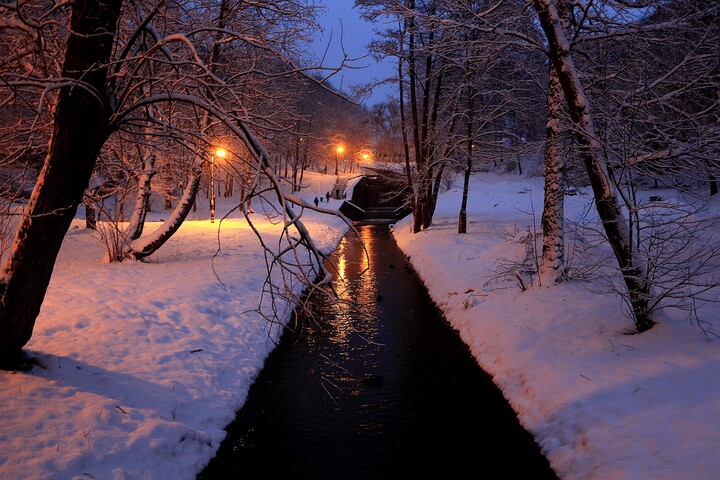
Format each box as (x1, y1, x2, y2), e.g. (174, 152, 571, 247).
(392, 173, 720, 480)
(0, 177, 349, 480)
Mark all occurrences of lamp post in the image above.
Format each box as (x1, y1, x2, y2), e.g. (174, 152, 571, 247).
(210, 147, 226, 223)
(335, 145, 343, 176)
(361, 153, 370, 172)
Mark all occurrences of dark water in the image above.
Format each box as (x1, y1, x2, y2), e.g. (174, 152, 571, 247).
(199, 223, 558, 479)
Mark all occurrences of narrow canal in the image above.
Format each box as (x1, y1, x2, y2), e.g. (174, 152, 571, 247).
(198, 222, 558, 479)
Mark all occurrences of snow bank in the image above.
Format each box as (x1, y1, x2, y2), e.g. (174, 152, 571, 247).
(0, 196, 348, 479)
(392, 173, 720, 480)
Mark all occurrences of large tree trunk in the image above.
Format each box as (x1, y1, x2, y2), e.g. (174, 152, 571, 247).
(539, 66, 565, 284)
(424, 59, 444, 226)
(0, 0, 122, 368)
(539, 4, 568, 285)
(418, 39, 435, 231)
(534, 0, 652, 331)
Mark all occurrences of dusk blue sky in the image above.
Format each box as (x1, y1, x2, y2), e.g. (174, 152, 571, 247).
(310, 0, 396, 106)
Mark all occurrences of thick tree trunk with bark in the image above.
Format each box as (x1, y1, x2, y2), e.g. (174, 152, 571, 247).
(0, 0, 122, 368)
(539, 25, 567, 284)
(430, 159, 446, 219)
(534, 0, 652, 331)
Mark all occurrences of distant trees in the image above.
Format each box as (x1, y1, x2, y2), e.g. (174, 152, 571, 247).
(368, 101, 405, 164)
(357, 0, 720, 332)
(439, 0, 544, 234)
(358, 0, 546, 233)
(265, 70, 371, 188)
(359, 0, 457, 231)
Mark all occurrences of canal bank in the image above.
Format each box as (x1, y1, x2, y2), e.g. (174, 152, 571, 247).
(198, 222, 558, 479)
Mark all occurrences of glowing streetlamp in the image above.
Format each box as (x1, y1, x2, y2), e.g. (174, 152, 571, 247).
(335, 145, 344, 176)
(210, 147, 226, 223)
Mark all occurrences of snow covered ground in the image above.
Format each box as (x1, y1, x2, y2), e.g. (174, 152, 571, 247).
(392, 173, 720, 480)
(1, 169, 719, 479)
(0, 174, 351, 480)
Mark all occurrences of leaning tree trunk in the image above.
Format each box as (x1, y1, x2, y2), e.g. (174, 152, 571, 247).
(127, 161, 203, 260)
(0, 0, 122, 368)
(534, 0, 652, 331)
(124, 152, 156, 245)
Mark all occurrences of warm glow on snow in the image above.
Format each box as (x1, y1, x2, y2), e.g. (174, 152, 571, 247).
(2, 170, 719, 480)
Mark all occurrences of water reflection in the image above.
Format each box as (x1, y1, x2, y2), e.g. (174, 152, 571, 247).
(198, 223, 558, 480)
(335, 240, 346, 281)
(322, 225, 381, 393)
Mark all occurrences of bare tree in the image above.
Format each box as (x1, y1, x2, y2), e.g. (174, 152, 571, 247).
(0, 0, 350, 368)
(356, 0, 719, 332)
(539, 0, 571, 284)
(358, 0, 456, 231)
(573, 0, 720, 325)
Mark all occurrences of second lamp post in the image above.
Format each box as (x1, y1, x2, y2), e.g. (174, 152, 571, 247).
(210, 147, 226, 223)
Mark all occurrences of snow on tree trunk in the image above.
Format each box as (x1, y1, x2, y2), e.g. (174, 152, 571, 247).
(127, 161, 202, 260)
(124, 153, 156, 244)
(539, 3, 568, 285)
(539, 65, 565, 284)
(534, 0, 653, 331)
(431, 159, 446, 221)
(0, 0, 122, 367)
(398, 42, 416, 215)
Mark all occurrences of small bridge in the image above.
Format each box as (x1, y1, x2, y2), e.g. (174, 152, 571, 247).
(339, 168, 411, 221)
(331, 178, 348, 199)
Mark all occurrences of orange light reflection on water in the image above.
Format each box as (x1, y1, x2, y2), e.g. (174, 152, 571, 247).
(325, 227, 380, 351)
